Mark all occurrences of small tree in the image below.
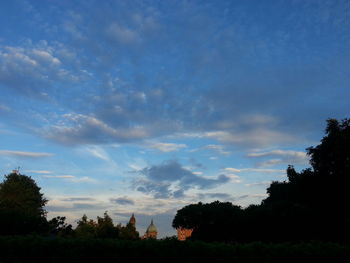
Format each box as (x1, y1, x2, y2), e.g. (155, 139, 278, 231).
(119, 222, 139, 240)
(48, 216, 73, 237)
(96, 211, 119, 238)
(75, 214, 97, 238)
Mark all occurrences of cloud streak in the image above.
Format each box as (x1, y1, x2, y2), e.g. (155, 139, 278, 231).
(247, 150, 308, 167)
(0, 150, 53, 158)
(110, 197, 135, 205)
(147, 142, 187, 152)
(43, 175, 96, 183)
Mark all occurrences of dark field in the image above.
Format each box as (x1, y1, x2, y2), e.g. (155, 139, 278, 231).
(1, 236, 350, 263)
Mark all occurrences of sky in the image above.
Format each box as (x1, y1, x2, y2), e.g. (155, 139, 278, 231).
(0, 0, 349, 238)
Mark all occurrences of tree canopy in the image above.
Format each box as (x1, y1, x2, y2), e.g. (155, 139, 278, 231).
(0, 172, 47, 217)
(173, 118, 350, 242)
(0, 172, 48, 235)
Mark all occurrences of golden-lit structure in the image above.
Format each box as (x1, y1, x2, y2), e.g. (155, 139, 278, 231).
(142, 219, 158, 239)
(176, 227, 193, 241)
(128, 214, 192, 240)
(129, 214, 158, 239)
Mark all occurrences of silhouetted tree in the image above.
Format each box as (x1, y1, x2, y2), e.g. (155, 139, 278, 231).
(173, 201, 243, 242)
(75, 212, 120, 239)
(48, 216, 73, 237)
(0, 171, 48, 235)
(96, 211, 119, 238)
(75, 214, 97, 238)
(119, 222, 139, 240)
(262, 118, 350, 241)
(173, 119, 350, 242)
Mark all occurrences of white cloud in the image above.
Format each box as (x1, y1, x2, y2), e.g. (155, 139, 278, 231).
(147, 142, 187, 152)
(31, 49, 61, 65)
(0, 43, 80, 96)
(247, 150, 308, 167)
(43, 175, 75, 178)
(205, 128, 295, 148)
(25, 170, 52, 174)
(223, 167, 241, 173)
(43, 175, 96, 183)
(85, 145, 110, 161)
(44, 113, 149, 144)
(223, 167, 285, 173)
(0, 150, 53, 158)
(247, 150, 307, 159)
(190, 144, 230, 155)
(67, 176, 97, 183)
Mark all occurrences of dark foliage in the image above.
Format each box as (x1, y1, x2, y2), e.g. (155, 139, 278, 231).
(48, 216, 74, 237)
(173, 118, 350, 243)
(173, 201, 243, 242)
(75, 212, 128, 239)
(1, 236, 350, 263)
(0, 172, 49, 235)
(119, 222, 140, 240)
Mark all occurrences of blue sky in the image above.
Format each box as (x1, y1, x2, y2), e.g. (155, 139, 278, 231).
(0, 0, 349, 237)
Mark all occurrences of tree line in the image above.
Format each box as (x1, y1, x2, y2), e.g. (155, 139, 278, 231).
(173, 118, 350, 242)
(0, 171, 138, 239)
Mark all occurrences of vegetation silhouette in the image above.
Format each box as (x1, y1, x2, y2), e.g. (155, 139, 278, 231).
(0, 171, 48, 235)
(173, 118, 350, 242)
(0, 173, 137, 239)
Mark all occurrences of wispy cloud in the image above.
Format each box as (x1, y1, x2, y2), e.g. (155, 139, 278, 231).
(245, 181, 271, 187)
(110, 197, 135, 205)
(43, 175, 75, 178)
(190, 144, 230, 155)
(85, 145, 111, 161)
(205, 128, 296, 148)
(0, 150, 53, 158)
(61, 197, 95, 202)
(247, 150, 307, 159)
(43, 175, 96, 183)
(67, 176, 97, 183)
(223, 167, 241, 173)
(223, 167, 285, 173)
(197, 192, 232, 200)
(25, 170, 52, 174)
(44, 114, 149, 145)
(147, 142, 187, 152)
(247, 150, 308, 167)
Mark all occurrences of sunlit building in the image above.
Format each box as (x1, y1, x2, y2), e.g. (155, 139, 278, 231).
(128, 215, 158, 239)
(176, 227, 193, 241)
(142, 219, 158, 239)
